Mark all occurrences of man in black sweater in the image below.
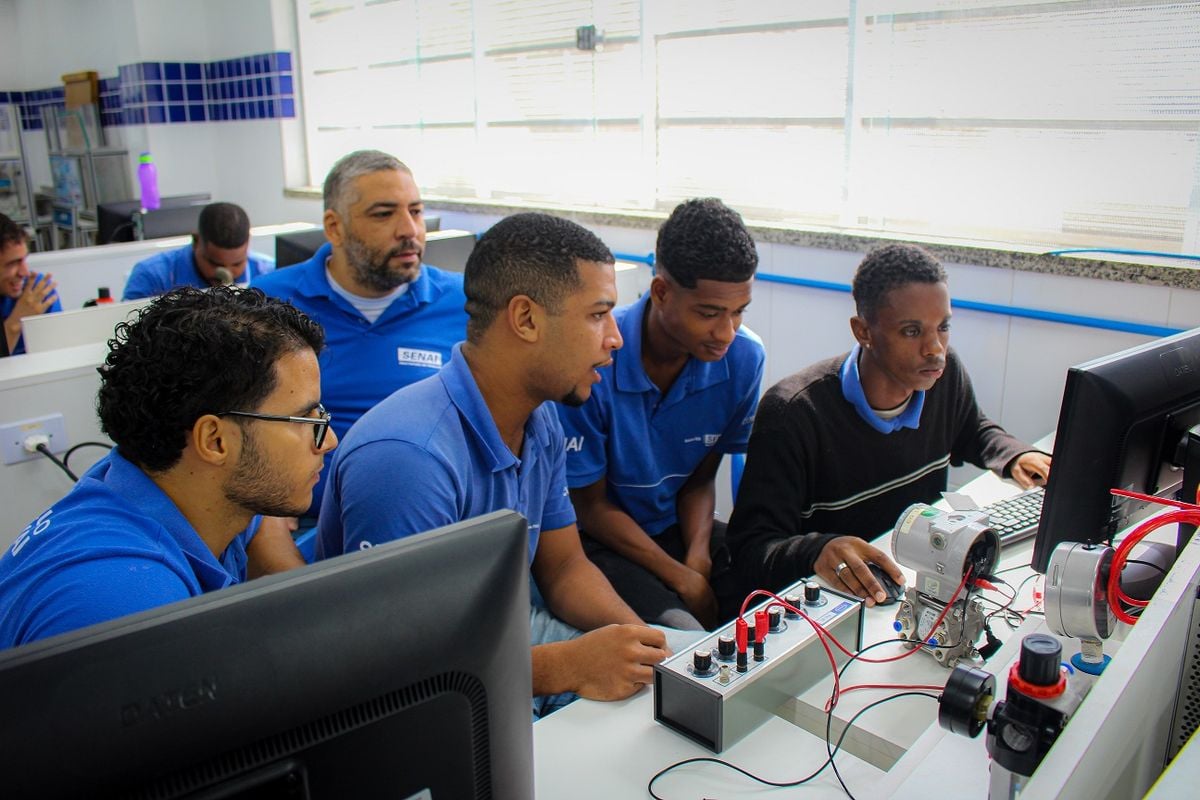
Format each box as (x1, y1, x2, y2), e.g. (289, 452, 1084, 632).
(727, 243, 1051, 605)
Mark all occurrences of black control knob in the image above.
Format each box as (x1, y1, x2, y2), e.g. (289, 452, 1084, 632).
(717, 635, 735, 660)
(804, 582, 821, 604)
(768, 607, 782, 631)
(784, 594, 802, 617)
(1018, 633, 1062, 686)
(693, 649, 713, 674)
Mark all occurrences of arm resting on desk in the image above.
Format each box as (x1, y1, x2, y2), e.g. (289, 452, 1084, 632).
(530, 523, 668, 700)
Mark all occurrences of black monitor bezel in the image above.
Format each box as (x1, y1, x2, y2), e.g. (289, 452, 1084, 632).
(0, 510, 533, 799)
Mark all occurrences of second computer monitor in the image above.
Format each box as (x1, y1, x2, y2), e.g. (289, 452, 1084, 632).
(1033, 327, 1200, 572)
(96, 193, 211, 244)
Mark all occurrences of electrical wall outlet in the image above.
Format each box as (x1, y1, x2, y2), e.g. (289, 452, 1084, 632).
(1, 414, 69, 465)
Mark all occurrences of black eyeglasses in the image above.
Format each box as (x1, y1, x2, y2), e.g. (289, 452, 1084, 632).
(218, 404, 333, 448)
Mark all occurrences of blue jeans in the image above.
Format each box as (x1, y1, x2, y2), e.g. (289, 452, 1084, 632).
(529, 606, 704, 718)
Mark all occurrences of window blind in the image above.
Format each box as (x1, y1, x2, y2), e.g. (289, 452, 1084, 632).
(295, 0, 1200, 253)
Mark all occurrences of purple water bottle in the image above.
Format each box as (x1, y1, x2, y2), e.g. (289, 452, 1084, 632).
(137, 152, 160, 211)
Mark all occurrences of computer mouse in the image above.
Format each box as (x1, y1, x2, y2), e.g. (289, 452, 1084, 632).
(867, 563, 904, 605)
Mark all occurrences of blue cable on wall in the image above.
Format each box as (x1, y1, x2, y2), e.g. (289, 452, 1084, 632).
(1041, 247, 1200, 263)
(752, 272, 1185, 339)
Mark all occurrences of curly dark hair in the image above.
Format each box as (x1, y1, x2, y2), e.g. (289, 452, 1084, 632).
(97, 286, 325, 472)
(852, 243, 948, 322)
(656, 198, 757, 288)
(464, 212, 613, 343)
(0, 212, 28, 250)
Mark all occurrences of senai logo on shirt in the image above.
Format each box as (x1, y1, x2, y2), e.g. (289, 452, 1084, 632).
(396, 348, 443, 368)
(683, 434, 721, 446)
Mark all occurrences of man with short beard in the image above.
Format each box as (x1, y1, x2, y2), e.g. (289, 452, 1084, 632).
(254, 150, 468, 521)
(0, 287, 338, 649)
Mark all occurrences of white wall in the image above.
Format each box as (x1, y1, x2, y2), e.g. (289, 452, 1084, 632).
(435, 206, 1198, 499)
(1, 0, 316, 228)
(0, 343, 111, 546)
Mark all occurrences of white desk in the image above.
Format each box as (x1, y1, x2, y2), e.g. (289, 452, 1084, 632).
(534, 447, 1200, 799)
(533, 467, 1041, 798)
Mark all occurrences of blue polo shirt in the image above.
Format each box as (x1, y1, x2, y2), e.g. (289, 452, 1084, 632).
(556, 292, 765, 536)
(839, 344, 925, 433)
(121, 243, 275, 300)
(0, 449, 253, 649)
(316, 343, 576, 565)
(2, 288, 63, 356)
(255, 244, 468, 517)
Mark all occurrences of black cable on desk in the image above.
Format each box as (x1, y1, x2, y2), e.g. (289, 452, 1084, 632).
(646, 690, 939, 800)
(994, 560, 1034, 576)
(823, 691, 940, 800)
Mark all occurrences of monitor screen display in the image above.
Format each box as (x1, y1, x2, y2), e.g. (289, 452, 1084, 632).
(1033, 328, 1200, 573)
(0, 510, 533, 799)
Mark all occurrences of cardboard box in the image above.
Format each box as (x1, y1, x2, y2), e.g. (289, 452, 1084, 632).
(61, 71, 98, 109)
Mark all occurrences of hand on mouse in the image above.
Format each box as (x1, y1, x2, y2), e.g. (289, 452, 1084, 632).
(1010, 451, 1052, 489)
(814, 537, 906, 607)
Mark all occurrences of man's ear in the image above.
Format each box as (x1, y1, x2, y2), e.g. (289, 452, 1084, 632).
(850, 315, 872, 349)
(648, 274, 669, 307)
(323, 208, 344, 248)
(191, 414, 234, 467)
(507, 295, 542, 343)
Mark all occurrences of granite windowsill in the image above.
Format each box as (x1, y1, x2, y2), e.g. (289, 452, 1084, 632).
(283, 187, 1199, 290)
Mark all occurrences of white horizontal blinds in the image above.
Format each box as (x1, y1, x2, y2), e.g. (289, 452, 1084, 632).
(295, 0, 1200, 252)
(852, 0, 1200, 249)
(651, 2, 852, 222)
(297, 0, 477, 196)
(475, 0, 643, 206)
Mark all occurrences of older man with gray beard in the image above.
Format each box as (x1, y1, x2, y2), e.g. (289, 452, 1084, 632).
(254, 150, 468, 524)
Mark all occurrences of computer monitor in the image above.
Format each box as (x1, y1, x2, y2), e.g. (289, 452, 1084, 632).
(136, 203, 206, 240)
(96, 193, 211, 244)
(1032, 327, 1200, 573)
(276, 226, 328, 267)
(0, 510, 534, 799)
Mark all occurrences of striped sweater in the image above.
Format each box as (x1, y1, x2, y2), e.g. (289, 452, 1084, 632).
(727, 349, 1032, 594)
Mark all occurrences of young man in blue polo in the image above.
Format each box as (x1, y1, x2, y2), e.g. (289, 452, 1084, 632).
(556, 198, 765, 630)
(1, 212, 59, 356)
(0, 287, 338, 648)
(318, 213, 696, 716)
(122, 202, 275, 300)
(254, 150, 467, 521)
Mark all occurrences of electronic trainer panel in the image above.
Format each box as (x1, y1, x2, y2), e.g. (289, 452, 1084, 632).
(654, 580, 864, 752)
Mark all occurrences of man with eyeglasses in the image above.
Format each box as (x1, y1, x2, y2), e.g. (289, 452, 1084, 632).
(0, 286, 338, 649)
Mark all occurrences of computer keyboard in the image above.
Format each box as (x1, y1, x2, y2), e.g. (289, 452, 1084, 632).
(980, 486, 1045, 545)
